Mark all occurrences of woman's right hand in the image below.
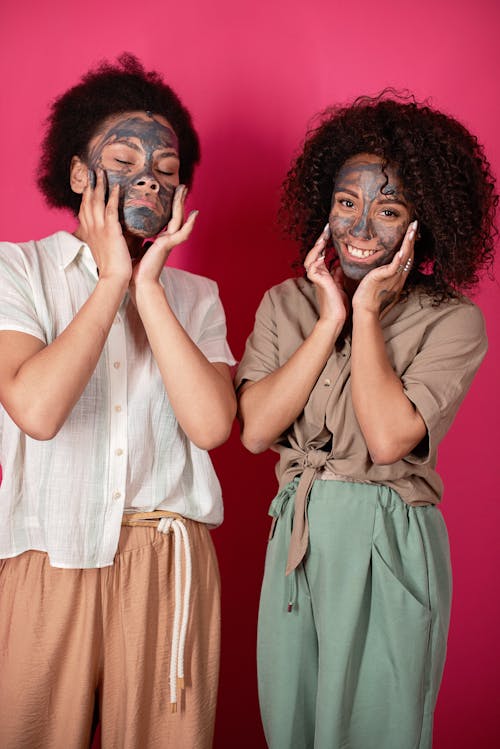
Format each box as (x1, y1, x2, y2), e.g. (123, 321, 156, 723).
(77, 168, 132, 284)
(304, 224, 349, 327)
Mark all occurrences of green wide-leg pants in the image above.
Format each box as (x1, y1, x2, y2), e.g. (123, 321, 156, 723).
(257, 479, 452, 749)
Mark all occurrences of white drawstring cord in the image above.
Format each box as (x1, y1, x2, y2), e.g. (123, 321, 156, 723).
(176, 520, 192, 691)
(157, 516, 192, 712)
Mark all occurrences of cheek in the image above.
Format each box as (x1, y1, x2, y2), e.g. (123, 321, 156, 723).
(329, 214, 352, 240)
(102, 170, 134, 201)
(158, 184, 176, 216)
(106, 169, 132, 186)
(373, 220, 408, 250)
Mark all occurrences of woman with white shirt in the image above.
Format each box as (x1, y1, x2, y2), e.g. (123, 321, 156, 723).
(0, 54, 236, 749)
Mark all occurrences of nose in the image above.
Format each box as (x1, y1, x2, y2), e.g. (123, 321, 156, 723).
(350, 214, 373, 240)
(133, 175, 160, 193)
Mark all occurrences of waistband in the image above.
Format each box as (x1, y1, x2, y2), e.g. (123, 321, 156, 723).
(121, 510, 191, 713)
(121, 510, 185, 527)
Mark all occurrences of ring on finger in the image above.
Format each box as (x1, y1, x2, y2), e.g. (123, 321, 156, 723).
(404, 258, 413, 272)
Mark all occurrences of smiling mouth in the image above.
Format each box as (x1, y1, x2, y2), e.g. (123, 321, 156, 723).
(346, 243, 379, 259)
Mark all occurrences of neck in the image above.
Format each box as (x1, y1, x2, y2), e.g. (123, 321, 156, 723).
(124, 232, 144, 258)
(343, 276, 360, 299)
(73, 224, 144, 259)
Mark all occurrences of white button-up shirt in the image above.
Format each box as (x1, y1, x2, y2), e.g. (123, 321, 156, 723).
(0, 232, 236, 568)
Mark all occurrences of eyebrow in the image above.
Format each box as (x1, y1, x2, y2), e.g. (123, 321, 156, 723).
(156, 150, 180, 159)
(108, 139, 179, 159)
(110, 138, 142, 153)
(377, 195, 408, 207)
(334, 187, 408, 206)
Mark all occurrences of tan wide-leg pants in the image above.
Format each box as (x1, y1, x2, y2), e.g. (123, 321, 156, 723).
(0, 519, 220, 749)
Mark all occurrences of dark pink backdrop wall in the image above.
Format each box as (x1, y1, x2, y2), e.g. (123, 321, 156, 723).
(1, 0, 499, 746)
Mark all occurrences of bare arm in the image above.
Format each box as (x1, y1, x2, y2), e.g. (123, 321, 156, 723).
(131, 187, 236, 450)
(351, 221, 426, 464)
(238, 228, 348, 453)
(0, 174, 131, 440)
(135, 281, 235, 449)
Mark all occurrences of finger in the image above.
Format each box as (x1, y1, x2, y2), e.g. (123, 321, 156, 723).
(304, 225, 330, 271)
(88, 168, 106, 224)
(170, 208, 198, 246)
(105, 183, 120, 221)
(396, 220, 418, 268)
(320, 222, 331, 241)
(156, 209, 198, 251)
(165, 185, 186, 235)
(93, 168, 105, 201)
(79, 180, 90, 215)
(306, 253, 327, 278)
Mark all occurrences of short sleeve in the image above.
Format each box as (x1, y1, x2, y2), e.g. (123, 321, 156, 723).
(0, 242, 46, 342)
(402, 301, 487, 464)
(196, 285, 236, 365)
(234, 289, 279, 389)
(161, 268, 236, 365)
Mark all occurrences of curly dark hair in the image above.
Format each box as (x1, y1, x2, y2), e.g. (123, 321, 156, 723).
(281, 90, 498, 299)
(38, 53, 201, 214)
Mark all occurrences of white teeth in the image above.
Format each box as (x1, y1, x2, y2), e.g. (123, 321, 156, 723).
(347, 244, 377, 258)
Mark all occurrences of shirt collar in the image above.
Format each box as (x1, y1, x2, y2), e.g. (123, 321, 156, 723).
(57, 231, 98, 279)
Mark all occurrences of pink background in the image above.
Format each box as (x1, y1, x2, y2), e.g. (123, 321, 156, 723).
(1, 0, 499, 746)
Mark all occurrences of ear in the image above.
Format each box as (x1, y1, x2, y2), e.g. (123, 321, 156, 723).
(70, 156, 89, 194)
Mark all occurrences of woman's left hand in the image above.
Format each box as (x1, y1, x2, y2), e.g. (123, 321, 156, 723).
(130, 184, 198, 291)
(352, 220, 418, 318)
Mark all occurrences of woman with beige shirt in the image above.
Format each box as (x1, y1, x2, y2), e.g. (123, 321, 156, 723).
(236, 93, 497, 749)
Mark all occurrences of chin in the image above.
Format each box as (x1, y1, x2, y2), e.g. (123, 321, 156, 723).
(124, 225, 157, 239)
(340, 260, 375, 281)
(123, 207, 167, 239)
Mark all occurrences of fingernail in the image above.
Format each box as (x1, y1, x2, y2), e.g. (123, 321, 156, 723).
(408, 229, 415, 241)
(323, 223, 331, 237)
(399, 249, 404, 258)
(189, 210, 199, 219)
(411, 220, 418, 231)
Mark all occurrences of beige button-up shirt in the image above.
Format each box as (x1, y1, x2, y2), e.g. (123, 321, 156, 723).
(236, 277, 487, 509)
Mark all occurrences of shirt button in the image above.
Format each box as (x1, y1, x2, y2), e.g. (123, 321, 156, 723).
(113, 361, 121, 369)
(112, 491, 121, 500)
(114, 405, 122, 413)
(324, 379, 331, 387)
(115, 448, 123, 456)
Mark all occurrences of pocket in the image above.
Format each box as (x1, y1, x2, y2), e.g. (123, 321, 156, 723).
(372, 541, 431, 613)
